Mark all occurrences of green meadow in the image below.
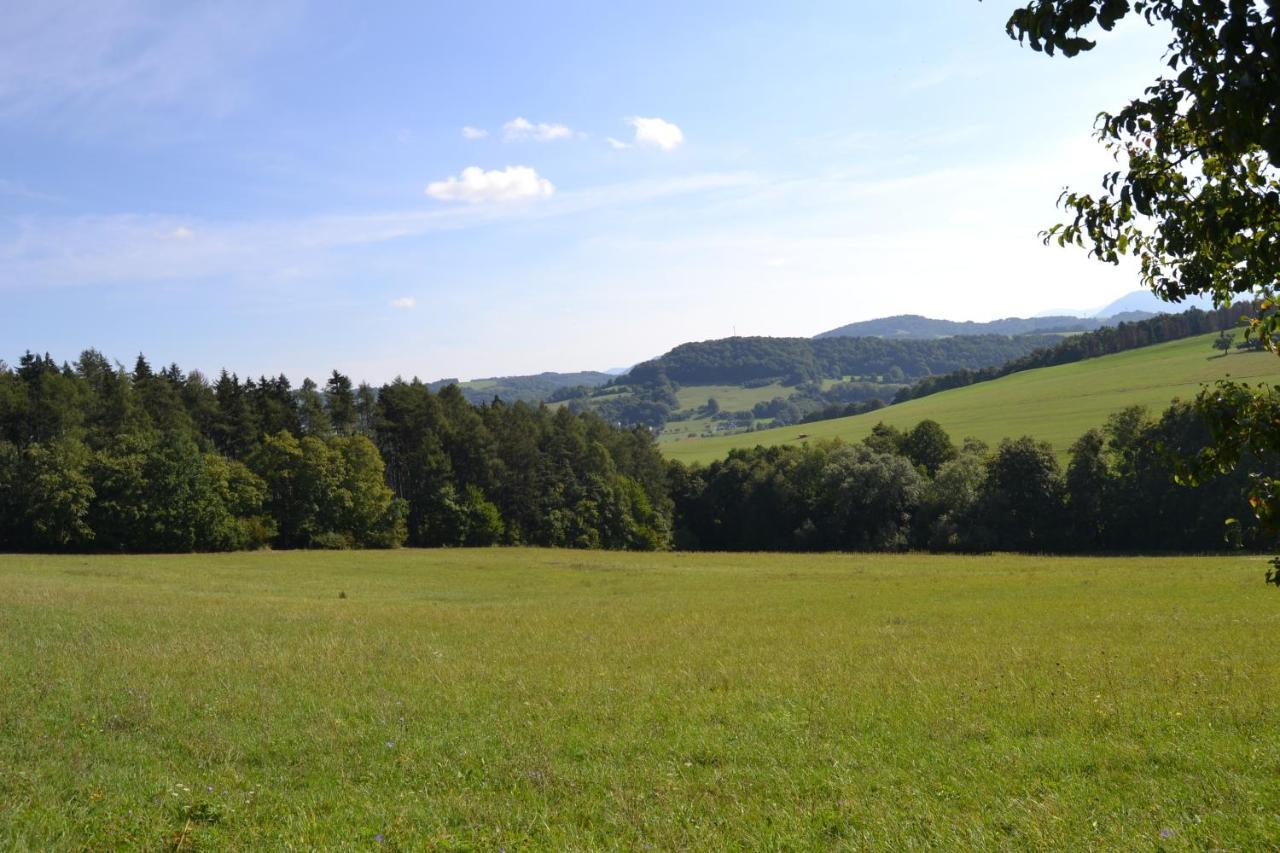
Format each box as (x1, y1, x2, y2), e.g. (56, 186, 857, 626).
(661, 332, 1280, 464)
(659, 383, 791, 442)
(2, 549, 1278, 849)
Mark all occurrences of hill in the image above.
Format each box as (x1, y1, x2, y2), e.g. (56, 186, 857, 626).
(813, 290, 1231, 340)
(814, 313, 1111, 339)
(660, 332, 1280, 464)
(622, 334, 1061, 387)
(429, 370, 613, 404)
(1093, 289, 1217, 317)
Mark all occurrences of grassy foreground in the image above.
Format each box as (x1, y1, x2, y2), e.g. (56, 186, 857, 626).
(1, 549, 1278, 849)
(662, 333, 1280, 464)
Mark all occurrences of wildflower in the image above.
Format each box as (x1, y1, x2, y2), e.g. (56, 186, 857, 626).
(1160, 828, 1174, 839)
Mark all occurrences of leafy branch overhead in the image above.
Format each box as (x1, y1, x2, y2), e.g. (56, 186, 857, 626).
(1002, 0, 1279, 339)
(1001, 0, 1280, 545)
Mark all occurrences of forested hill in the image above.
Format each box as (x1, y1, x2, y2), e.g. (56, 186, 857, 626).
(428, 371, 613, 404)
(816, 314, 1100, 339)
(813, 311, 1157, 339)
(621, 334, 1062, 387)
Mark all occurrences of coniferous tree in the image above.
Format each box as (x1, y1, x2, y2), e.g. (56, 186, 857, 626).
(325, 370, 357, 435)
(296, 378, 332, 438)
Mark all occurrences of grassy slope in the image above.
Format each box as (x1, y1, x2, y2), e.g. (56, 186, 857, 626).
(672, 382, 789, 412)
(662, 332, 1280, 464)
(2, 549, 1278, 849)
(660, 383, 790, 442)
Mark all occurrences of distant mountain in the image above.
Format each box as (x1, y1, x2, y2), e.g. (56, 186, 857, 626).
(429, 371, 613, 405)
(813, 303, 1184, 340)
(815, 314, 1108, 340)
(1092, 290, 1216, 317)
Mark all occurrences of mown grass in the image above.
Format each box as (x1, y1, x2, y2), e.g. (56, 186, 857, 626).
(1, 549, 1278, 849)
(662, 333, 1280, 464)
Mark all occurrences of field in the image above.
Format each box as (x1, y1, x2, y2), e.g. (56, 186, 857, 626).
(659, 383, 790, 442)
(661, 333, 1280, 465)
(3, 550, 1279, 849)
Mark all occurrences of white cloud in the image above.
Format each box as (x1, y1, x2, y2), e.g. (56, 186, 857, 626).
(605, 137, 630, 150)
(627, 116, 683, 151)
(425, 165, 555, 203)
(390, 296, 416, 309)
(502, 116, 572, 142)
(461, 126, 488, 140)
(164, 225, 195, 240)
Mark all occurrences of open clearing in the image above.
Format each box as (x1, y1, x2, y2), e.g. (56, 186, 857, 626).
(661, 333, 1280, 464)
(659, 383, 790, 442)
(2, 549, 1278, 848)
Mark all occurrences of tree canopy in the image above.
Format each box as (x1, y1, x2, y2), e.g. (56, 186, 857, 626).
(1002, 0, 1280, 541)
(1003, 0, 1278, 334)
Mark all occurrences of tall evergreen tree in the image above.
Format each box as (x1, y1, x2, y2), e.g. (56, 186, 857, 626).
(325, 370, 357, 435)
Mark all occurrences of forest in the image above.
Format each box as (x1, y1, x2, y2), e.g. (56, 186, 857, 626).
(622, 333, 1062, 387)
(0, 347, 1270, 555)
(0, 352, 669, 553)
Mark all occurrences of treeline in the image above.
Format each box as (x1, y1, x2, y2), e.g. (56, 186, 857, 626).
(1, 349, 1267, 555)
(671, 405, 1273, 553)
(0, 351, 670, 552)
(895, 303, 1254, 403)
(622, 334, 1062, 388)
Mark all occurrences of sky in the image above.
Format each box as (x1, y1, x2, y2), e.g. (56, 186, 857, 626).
(0, 1, 1179, 383)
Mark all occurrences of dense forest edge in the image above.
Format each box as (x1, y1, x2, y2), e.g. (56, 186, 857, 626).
(1, 338, 1274, 555)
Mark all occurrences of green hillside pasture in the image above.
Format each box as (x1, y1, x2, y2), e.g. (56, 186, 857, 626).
(661, 332, 1280, 464)
(660, 382, 790, 442)
(2, 549, 1278, 849)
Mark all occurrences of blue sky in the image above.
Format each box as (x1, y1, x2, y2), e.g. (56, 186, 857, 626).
(2, 1, 1174, 382)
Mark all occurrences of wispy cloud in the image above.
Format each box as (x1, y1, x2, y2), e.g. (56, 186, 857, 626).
(426, 165, 556, 204)
(462, 126, 489, 140)
(0, 178, 64, 203)
(390, 296, 416, 309)
(0, 0, 299, 127)
(0, 171, 757, 290)
(502, 117, 572, 142)
(901, 61, 991, 92)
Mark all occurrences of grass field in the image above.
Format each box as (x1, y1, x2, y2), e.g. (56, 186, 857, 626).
(2, 549, 1279, 849)
(661, 333, 1280, 465)
(671, 382, 790, 413)
(659, 383, 790, 442)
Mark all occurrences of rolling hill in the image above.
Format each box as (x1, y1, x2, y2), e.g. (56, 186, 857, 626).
(659, 332, 1280, 464)
(814, 313, 1113, 339)
(428, 371, 613, 404)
